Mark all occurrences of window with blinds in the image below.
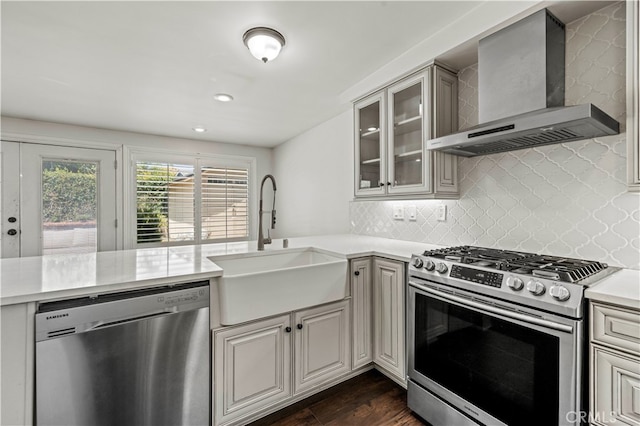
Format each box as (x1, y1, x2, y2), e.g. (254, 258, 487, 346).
(201, 166, 249, 241)
(135, 160, 249, 245)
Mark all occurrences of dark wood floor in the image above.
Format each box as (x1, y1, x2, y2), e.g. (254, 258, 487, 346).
(249, 369, 428, 426)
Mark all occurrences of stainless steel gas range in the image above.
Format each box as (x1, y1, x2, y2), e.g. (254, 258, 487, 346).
(406, 246, 618, 426)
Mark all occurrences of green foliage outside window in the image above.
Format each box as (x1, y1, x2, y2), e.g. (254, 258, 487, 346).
(42, 162, 97, 223)
(136, 164, 174, 243)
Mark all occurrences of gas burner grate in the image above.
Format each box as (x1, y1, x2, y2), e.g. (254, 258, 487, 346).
(509, 256, 609, 283)
(423, 246, 535, 268)
(422, 246, 609, 283)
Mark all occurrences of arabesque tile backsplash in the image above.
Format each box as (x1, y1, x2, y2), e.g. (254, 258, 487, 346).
(350, 2, 640, 269)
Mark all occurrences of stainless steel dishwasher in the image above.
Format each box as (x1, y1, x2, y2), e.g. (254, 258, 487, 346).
(35, 281, 210, 426)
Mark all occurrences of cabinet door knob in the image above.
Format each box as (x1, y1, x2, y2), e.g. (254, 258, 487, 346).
(7, 229, 17, 236)
(387, 182, 391, 186)
(379, 183, 384, 187)
(354, 271, 360, 276)
(296, 324, 303, 330)
(285, 327, 292, 333)
(8, 217, 17, 223)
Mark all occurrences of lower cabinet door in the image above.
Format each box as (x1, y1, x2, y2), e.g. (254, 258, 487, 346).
(373, 257, 405, 381)
(214, 315, 292, 426)
(592, 347, 640, 426)
(351, 258, 373, 369)
(294, 300, 351, 394)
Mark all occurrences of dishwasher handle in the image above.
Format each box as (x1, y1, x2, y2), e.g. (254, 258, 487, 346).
(89, 309, 176, 331)
(36, 282, 209, 342)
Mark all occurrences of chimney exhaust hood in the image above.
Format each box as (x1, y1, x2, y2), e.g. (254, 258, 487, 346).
(427, 9, 620, 157)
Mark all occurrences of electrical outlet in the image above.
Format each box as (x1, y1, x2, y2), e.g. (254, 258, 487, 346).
(407, 205, 417, 221)
(437, 204, 447, 221)
(393, 205, 404, 220)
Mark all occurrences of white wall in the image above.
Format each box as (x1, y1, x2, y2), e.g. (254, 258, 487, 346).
(272, 110, 352, 238)
(1, 117, 272, 169)
(0, 116, 274, 242)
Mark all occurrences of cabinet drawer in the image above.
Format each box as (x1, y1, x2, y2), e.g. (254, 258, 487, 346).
(592, 347, 640, 426)
(592, 303, 640, 355)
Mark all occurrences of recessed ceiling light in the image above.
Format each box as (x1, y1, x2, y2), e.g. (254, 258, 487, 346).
(214, 93, 234, 102)
(192, 126, 207, 133)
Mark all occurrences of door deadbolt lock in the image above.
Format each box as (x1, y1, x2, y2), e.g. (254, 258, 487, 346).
(7, 229, 18, 236)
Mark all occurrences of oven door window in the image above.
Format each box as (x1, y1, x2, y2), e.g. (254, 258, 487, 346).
(414, 293, 559, 426)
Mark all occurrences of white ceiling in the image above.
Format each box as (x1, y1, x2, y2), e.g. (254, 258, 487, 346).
(1, 1, 483, 147)
(1, 1, 616, 148)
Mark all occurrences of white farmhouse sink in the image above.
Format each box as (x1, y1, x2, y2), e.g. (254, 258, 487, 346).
(209, 248, 348, 325)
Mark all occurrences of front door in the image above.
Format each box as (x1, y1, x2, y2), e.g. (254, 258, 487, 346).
(1, 141, 117, 258)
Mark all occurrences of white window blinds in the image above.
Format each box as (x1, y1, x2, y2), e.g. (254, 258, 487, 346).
(135, 159, 249, 246)
(201, 166, 249, 241)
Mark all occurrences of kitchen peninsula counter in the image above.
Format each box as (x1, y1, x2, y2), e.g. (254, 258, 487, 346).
(0, 234, 438, 306)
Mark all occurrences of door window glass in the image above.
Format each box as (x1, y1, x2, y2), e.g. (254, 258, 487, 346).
(42, 160, 98, 255)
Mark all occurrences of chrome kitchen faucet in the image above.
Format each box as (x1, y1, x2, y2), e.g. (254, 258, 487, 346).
(258, 174, 277, 251)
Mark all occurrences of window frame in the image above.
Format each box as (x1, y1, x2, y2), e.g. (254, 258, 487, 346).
(126, 148, 256, 249)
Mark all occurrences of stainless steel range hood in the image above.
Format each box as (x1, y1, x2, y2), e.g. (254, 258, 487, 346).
(427, 9, 620, 157)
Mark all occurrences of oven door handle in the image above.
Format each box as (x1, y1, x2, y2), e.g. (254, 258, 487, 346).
(417, 285, 574, 334)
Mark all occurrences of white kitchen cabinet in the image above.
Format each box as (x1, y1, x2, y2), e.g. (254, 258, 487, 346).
(628, 0, 640, 191)
(214, 300, 351, 426)
(354, 92, 387, 196)
(590, 302, 640, 426)
(350, 258, 373, 369)
(0, 302, 36, 426)
(354, 63, 459, 199)
(214, 314, 292, 426)
(373, 257, 406, 384)
(387, 71, 430, 195)
(293, 300, 351, 394)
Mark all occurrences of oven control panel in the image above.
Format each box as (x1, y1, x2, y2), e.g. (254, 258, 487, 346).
(450, 265, 503, 288)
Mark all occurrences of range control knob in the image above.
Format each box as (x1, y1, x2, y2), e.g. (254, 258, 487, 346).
(436, 263, 448, 274)
(424, 260, 435, 271)
(412, 258, 424, 269)
(526, 280, 546, 296)
(506, 276, 524, 291)
(549, 285, 571, 301)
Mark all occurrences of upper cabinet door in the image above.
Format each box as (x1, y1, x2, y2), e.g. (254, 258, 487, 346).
(352, 62, 459, 199)
(387, 71, 430, 194)
(354, 92, 386, 196)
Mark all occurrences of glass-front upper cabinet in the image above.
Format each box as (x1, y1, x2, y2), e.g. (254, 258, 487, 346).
(387, 72, 429, 194)
(353, 63, 459, 199)
(354, 92, 386, 196)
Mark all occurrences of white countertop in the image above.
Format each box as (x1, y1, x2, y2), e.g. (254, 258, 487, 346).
(3, 233, 637, 309)
(282, 234, 440, 262)
(585, 269, 640, 311)
(0, 234, 438, 306)
(0, 245, 225, 306)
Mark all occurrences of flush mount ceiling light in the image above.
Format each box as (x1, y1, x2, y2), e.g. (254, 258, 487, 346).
(192, 126, 207, 133)
(214, 93, 234, 102)
(242, 27, 285, 63)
